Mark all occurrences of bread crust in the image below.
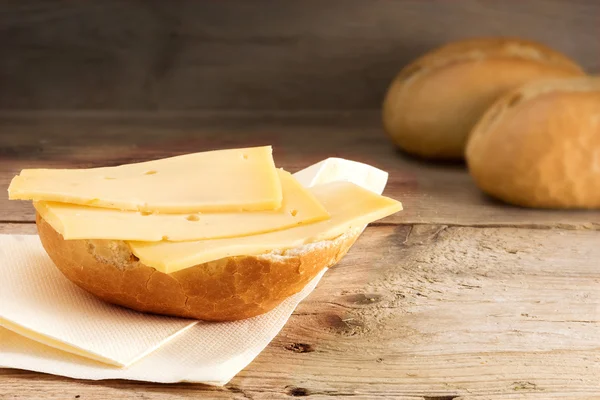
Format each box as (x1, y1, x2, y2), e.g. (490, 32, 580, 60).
(466, 77, 600, 209)
(383, 37, 585, 160)
(36, 213, 360, 321)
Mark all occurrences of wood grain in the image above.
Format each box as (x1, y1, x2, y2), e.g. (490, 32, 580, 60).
(2, 112, 599, 228)
(2, 111, 599, 398)
(0, 0, 598, 110)
(1, 225, 599, 398)
(2, 2, 599, 396)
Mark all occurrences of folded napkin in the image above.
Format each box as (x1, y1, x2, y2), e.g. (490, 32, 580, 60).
(0, 268, 325, 385)
(0, 234, 197, 367)
(0, 158, 387, 385)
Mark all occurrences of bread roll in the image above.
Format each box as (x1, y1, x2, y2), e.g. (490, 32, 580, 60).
(383, 37, 585, 159)
(36, 213, 360, 321)
(466, 77, 600, 209)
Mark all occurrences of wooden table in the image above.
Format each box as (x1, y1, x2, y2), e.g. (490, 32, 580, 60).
(1, 112, 599, 399)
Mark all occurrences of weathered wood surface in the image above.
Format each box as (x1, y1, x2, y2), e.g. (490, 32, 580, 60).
(0, 0, 598, 110)
(2, 225, 599, 399)
(1, 112, 599, 228)
(1, 113, 599, 398)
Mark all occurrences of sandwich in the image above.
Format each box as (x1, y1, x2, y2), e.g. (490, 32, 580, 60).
(9, 147, 402, 321)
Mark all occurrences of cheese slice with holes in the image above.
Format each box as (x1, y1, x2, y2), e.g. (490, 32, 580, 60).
(129, 181, 402, 273)
(8, 146, 282, 213)
(33, 170, 329, 241)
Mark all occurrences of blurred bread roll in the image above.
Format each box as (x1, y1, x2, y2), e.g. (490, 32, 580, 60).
(383, 37, 585, 159)
(466, 77, 600, 209)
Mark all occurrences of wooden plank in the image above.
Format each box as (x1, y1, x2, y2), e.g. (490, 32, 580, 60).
(1, 225, 599, 398)
(1, 112, 599, 228)
(0, 0, 598, 110)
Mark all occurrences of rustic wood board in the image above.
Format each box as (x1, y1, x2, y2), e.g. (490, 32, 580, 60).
(1, 225, 599, 399)
(1, 113, 599, 398)
(1, 112, 599, 228)
(0, 0, 598, 110)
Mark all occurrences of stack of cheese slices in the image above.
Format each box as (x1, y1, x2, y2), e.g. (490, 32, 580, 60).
(8, 146, 402, 321)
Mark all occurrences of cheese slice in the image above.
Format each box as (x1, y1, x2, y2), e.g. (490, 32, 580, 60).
(9, 146, 282, 213)
(34, 170, 329, 241)
(129, 182, 402, 273)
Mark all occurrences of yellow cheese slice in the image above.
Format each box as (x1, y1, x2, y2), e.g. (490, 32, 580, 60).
(34, 170, 329, 241)
(9, 146, 282, 213)
(129, 182, 402, 273)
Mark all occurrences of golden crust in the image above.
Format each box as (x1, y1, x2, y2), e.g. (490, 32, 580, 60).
(36, 214, 360, 321)
(466, 77, 600, 209)
(382, 37, 585, 160)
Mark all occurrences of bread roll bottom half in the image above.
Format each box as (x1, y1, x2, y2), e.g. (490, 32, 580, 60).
(37, 213, 360, 321)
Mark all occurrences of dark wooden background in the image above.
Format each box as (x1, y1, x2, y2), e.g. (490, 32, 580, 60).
(0, 0, 598, 111)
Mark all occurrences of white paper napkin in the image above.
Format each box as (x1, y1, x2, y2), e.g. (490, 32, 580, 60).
(0, 235, 197, 367)
(293, 157, 388, 196)
(0, 270, 325, 385)
(0, 269, 325, 385)
(0, 158, 387, 385)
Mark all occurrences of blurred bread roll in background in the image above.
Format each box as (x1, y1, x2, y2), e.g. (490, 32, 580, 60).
(383, 37, 585, 159)
(466, 77, 600, 209)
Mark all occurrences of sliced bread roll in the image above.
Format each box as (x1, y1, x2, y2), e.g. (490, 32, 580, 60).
(36, 158, 400, 321)
(37, 214, 360, 321)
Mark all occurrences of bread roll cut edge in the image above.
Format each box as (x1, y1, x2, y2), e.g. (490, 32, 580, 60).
(36, 213, 361, 321)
